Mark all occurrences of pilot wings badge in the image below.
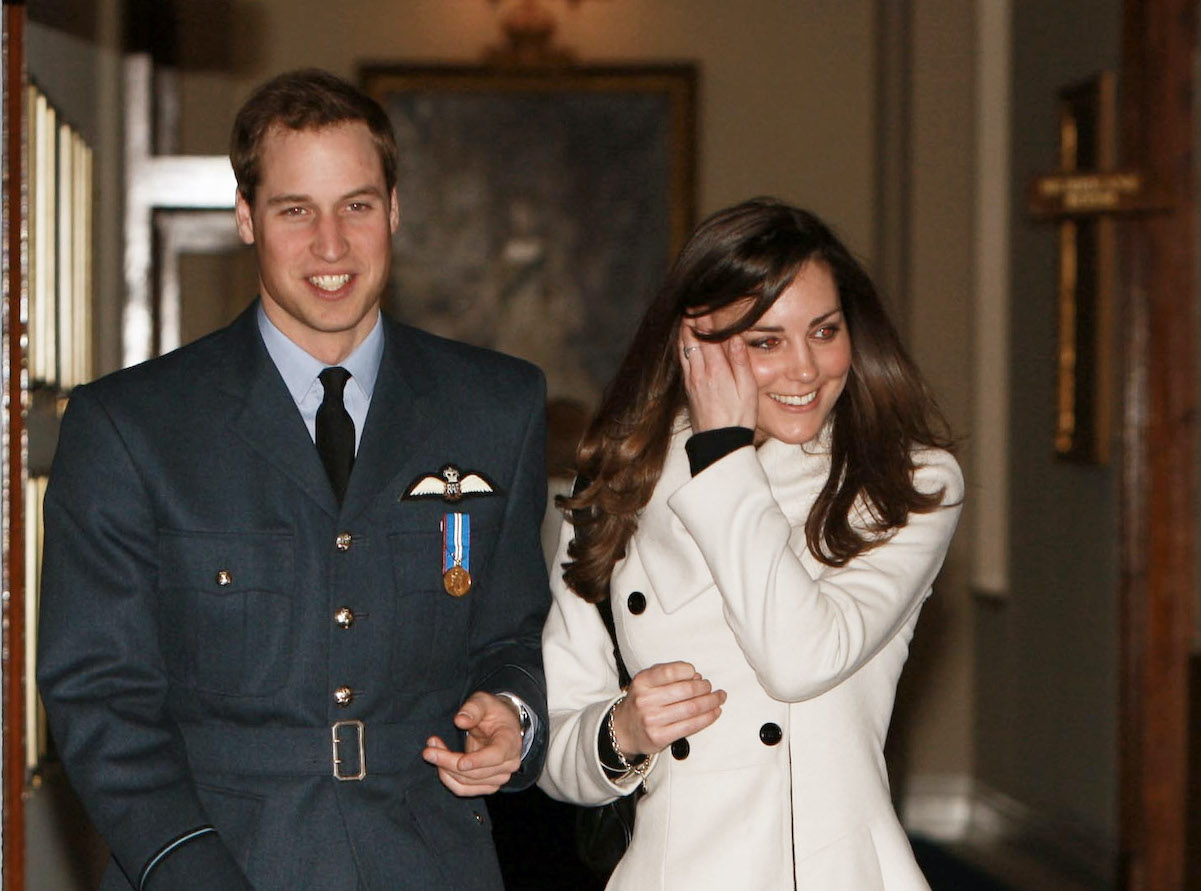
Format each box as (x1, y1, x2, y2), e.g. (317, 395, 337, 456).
(403, 464, 497, 504)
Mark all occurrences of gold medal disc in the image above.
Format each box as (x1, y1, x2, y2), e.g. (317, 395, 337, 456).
(443, 565, 472, 597)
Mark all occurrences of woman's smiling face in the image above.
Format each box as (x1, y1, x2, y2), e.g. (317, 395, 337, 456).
(708, 260, 851, 445)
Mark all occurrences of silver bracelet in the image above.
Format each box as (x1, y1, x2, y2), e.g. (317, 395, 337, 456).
(607, 695, 652, 782)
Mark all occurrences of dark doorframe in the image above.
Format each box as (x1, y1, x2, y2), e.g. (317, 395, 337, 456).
(2, 1, 29, 888)
(1117, 0, 1195, 888)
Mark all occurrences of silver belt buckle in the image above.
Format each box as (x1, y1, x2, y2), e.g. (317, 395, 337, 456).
(331, 720, 366, 781)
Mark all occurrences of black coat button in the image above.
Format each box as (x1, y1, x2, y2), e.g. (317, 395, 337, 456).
(670, 738, 690, 760)
(627, 591, 647, 615)
(759, 722, 783, 746)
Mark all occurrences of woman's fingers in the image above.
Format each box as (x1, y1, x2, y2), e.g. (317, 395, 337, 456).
(629, 689, 727, 751)
(616, 663, 727, 754)
(679, 318, 757, 432)
(653, 700, 725, 746)
(632, 661, 699, 687)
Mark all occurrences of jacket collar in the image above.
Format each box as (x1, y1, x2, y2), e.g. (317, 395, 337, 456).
(219, 304, 442, 521)
(634, 421, 831, 615)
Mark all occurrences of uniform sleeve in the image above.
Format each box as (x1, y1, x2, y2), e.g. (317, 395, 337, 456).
(668, 446, 964, 702)
(537, 519, 647, 806)
(465, 369, 552, 789)
(36, 386, 251, 890)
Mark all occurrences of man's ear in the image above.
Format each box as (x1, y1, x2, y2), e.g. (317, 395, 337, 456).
(234, 190, 255, 245)
(388, 188, 400, 233)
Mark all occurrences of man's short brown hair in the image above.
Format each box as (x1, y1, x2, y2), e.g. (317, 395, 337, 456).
(230, 68, 399, 205)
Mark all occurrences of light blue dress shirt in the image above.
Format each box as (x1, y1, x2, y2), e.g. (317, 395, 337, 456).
(257, 306, 383, 454)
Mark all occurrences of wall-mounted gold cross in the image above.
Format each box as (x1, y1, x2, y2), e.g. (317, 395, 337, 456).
(1027, 71, 1167, 464)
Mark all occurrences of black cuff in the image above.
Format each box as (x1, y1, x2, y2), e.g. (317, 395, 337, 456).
(685, 427, 754, 476)
(598, 719, 626, 778)
(597, 709, 647, 779)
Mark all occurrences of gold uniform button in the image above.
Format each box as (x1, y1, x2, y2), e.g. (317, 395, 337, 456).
(333, 685, 354, 707)
(215, 570, 233, 587)
(334, 607, 355, 630)
(335, 532, 353, 552)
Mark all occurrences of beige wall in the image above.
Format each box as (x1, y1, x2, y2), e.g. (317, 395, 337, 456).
(899, 0, 977, 782)
(176, 0, 878, 254)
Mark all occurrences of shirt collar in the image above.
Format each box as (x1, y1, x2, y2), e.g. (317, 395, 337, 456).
(257, 304, 384, 403)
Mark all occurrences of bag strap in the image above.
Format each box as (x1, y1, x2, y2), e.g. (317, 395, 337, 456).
(570, 474, 632, 688)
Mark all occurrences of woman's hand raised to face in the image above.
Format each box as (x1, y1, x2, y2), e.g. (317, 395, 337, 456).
(611, 661, 726, 757)
(679, 318, 759, 434)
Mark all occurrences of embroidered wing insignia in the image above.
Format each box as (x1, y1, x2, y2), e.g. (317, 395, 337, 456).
(403, 464, 498, 504)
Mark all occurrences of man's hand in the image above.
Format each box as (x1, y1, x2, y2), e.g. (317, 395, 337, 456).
(422, 691, 524, 796)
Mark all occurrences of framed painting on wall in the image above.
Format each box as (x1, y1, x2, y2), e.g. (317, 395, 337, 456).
(361, 63, 697, 411)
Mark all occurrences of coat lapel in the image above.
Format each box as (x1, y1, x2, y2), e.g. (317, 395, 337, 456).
(219, 306, 341, 518)
(340, 318, 438, 521)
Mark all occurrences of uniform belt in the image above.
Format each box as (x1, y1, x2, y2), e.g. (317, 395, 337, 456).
(180, 719, 420, 781)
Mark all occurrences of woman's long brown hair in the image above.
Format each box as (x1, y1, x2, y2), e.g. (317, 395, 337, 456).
(561, 198, 953, 603)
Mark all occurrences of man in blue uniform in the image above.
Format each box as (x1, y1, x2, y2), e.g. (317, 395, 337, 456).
(37, 69, 550, 890)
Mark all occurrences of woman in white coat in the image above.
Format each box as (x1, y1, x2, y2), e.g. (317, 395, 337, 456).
(539, 198, 963, 889)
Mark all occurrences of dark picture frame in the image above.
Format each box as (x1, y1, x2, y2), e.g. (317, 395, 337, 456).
(360, 63, 697, 410)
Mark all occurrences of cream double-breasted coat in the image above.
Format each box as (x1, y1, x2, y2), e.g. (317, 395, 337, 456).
(539, 426, 963, 889)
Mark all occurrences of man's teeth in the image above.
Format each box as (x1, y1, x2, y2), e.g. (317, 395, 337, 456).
(309, 274, 351, 291)
(769, 391, 817, 406)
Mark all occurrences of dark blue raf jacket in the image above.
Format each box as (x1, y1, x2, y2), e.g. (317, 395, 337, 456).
(37, 305, 551, 890)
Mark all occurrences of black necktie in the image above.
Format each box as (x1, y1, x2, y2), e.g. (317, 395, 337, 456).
(316, 366, 354, 504)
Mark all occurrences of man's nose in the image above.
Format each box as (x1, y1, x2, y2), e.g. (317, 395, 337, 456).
(312, 215, 349, 261)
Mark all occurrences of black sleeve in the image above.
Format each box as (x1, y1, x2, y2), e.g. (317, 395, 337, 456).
(684, 427, 755, 476)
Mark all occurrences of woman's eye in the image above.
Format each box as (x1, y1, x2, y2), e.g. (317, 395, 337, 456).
(749, 336, 780, 350)
(813, 325, 840, 341)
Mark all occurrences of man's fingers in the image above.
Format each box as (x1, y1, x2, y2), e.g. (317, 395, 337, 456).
(422, 739, 460, 770)
(424, 740, 518, 776)
(454, 699, 484, 730)
(436, 766, 514, 798)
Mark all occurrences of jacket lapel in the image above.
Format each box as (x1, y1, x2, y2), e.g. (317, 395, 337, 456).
(340, 318, 438, 521)
(220, 305, 341, 518)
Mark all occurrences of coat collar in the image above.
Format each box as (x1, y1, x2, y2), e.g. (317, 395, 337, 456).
(219, 304, 441, 521)
(633, 421, 831, 615)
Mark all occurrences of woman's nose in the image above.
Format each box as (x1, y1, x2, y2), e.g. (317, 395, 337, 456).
(787, 345, 818, 383)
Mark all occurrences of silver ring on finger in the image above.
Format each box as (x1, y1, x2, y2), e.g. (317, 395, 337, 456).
(682, 345, 698, 359)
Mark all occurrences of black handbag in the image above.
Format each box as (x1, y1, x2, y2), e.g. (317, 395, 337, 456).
(574, 593, 643, 878)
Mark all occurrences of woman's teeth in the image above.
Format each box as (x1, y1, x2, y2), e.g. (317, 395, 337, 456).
(769, 391, 817, 406)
